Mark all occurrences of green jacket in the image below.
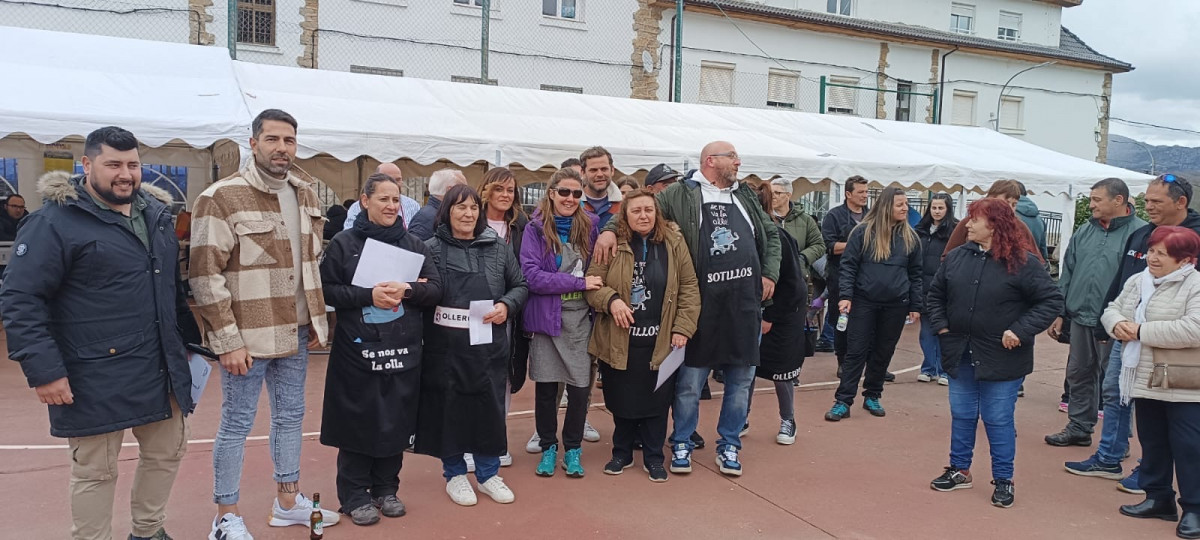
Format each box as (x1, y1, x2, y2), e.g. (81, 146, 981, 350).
(1059, 209, 1147, 327)
(776, 203, 825, 279)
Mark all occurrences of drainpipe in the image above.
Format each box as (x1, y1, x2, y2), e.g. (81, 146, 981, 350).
(937, 46, 958, 125)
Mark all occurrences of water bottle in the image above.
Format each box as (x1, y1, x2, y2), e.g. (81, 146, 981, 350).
(836, 313, 849, 332)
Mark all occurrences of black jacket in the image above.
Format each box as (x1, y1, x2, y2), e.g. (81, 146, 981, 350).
(916, 217, 956, 297)
(763, 226, 806, 323)
(820, 202, 864, 274)
(0, 208, 26, 242)
(408, 196, 442, 241)
(1103, 210, 1200, 309)
(927, 243, 1063, 381)
(838, 226, 923, 311)
(0, 172, 200, 437)
(426, 225, 528, 315)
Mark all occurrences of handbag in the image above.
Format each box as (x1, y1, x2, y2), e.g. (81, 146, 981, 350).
(1149, 347, 1200, 390)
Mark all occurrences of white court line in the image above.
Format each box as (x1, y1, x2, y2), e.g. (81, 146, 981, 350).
(0, 364, 921, 451)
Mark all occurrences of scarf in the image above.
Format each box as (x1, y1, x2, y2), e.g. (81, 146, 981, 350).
(353, 209, 408, 246)
(553, 215, 574, 267)
(1119, 265, 1193, 405)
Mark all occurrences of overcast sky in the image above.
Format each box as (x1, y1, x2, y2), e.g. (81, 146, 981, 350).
(1062, 0, 1200, 147)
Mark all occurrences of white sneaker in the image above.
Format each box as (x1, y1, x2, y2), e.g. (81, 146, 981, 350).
(917, 373, 933, 382)
(269, 493, 340, 527)
(209, 513, 253, 540)
(477, 476, 515, 504)
(499, 452, 513, 467)
(583, 421, 601, 443)
(525, 432, 541, 453)
(446, 474, 477, 506)
(560, 393, 569, 408)
(464, 453, 476, 473)
(937, 375, 950, 386)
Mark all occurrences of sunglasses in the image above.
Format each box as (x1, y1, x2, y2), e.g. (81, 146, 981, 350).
(555, 188, 584, 199)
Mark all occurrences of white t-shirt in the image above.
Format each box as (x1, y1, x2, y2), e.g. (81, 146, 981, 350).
(488, 218, 508, 241)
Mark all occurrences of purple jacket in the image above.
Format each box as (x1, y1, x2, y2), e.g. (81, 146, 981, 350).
(520, 209, 600, 336)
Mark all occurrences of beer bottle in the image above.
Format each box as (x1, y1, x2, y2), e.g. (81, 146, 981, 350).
(310, 492, 323, 539)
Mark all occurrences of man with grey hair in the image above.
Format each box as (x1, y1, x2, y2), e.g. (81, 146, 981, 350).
(1045, 177, 1145, 448)
(343, 163, 421, 231)
(768, 178, 825, 281)
(408, 168, 467, 241)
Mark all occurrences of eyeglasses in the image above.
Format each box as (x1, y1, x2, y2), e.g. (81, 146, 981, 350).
(555, 188, 584, 199)
(710, 152, 740, 160)
(7, 204, 24, 210)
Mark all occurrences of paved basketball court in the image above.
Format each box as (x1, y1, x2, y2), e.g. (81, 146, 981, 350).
(0, 326, 1172, 539)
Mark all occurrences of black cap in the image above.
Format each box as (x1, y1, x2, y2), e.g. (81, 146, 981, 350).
(645, 164, 682, 187)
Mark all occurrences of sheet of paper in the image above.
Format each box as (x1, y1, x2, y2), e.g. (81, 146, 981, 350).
(469, 300, 494, 346)
(655, 346, 686, 391)
(188, 352, 212, 406)
(351, 238, 425, 288)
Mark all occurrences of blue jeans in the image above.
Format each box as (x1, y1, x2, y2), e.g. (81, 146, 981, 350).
(948, 363, 1023, 481)
(821, 320, 835, 343)
(918, 317, 945, 377)
(442, 454, 500, 484)
(670, 364, 755, 451)
(1096, 342, 1134, 464)
(213, 327, 309, 505)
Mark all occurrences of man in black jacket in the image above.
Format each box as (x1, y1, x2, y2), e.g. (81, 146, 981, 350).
(0, 193, 28, 241)
(0, 127, 200, 540)
(1065, 174, 1200, 483)
(820, 176, 867, 369)
(408, 168, 466, 241)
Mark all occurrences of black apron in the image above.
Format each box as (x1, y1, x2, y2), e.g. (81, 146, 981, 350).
(600, 238, 673, 418)
(320, 285, 424, 458)
(414, 243, 509, 458)
(757, 308, 805, 381)
(686, 193, 762, 368)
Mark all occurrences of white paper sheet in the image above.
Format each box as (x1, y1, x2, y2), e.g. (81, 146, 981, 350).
(655, 346, 686, 391)
(351, 238, 425, 288)
(188, 352, 212, 406)
(469, 300, 494, 346)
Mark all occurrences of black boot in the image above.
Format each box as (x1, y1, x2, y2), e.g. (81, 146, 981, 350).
(1119, 498, 1178, 522)
(1179, 512, 1200, 539)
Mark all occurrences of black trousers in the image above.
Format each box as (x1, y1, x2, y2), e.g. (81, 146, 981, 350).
(335, 449, 404, 513)
(834, 299, 907, 405)
(612, 413, 668, 467)
(1135, 398, 1200, 513)
(536, 382, 590, 451)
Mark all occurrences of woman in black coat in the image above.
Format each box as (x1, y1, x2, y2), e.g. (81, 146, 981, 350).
(925, 197, 1063, 509)
(416, 184, 528, 507)
(319, 173, 442, 526)
(915, 193, 958, 384)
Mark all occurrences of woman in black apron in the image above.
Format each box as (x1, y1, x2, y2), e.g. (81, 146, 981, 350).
(319, 173, 442, 526)
(747, 183, 808, 445)
(586, 189, 700, 482)
(415, 184, 527, 507)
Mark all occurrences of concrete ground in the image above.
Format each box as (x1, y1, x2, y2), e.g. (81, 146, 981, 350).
(0, 326, 1177, 539)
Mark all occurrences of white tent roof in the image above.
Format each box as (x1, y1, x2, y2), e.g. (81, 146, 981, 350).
(2, 26, 1148, 197)
(0, 26, 250, 148)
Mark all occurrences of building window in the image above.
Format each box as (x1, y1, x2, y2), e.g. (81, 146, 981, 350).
(451, 75, 498, 85)
(237, 0, 275, 46)
(826, 76, 859, 115)
(950, 3, 975, 35)
(542, 0, 576, 19)
(951, 90, 977, 126)
(999, 95, 1024, 131)
(541, 84, 583, 94)
(767, 69, 799, 109)
(826, 0, 852, 16)
(351, 65, 405, 77)
(0, 158, 17, 195)
(453, 0, 485, 5)
(895, 81, 913, 122)
(698, 61, 735, 104)
(998, 11, 1021, 41)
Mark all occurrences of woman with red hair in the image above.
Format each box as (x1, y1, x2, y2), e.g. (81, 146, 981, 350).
(1102, 226, 1200, 538)
(925, 197, 1063, 508)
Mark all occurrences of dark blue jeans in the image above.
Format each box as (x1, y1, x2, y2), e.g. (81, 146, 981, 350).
(442, 454, 500, 484)
(948, 363, 1023, 480)
(918, 317, 945, 377)
(1095, 342, 1134, 464)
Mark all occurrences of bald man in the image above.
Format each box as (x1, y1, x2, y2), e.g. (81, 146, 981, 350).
(344, 163, 422, 230)
(594, 140, 780, 478)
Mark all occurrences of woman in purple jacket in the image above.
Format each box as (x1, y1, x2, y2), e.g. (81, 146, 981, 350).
(521, 167, 602, 478)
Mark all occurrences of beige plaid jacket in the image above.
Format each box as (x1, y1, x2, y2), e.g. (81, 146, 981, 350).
(189, 165, 329, 358)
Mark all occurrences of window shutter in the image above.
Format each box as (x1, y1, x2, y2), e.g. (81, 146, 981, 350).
(1000, 97, 1022, 130)
(699, 62, 735, 104)
(951, 92, 976, 126)
(767, 69, 799, 108)
(827, 76, 859, 114)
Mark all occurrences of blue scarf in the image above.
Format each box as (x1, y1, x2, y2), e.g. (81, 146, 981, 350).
(553, 215, 573, 267)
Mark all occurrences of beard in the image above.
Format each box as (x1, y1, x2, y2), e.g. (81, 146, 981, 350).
(92, 179, 138, 206)
(256, 151, 292, 176)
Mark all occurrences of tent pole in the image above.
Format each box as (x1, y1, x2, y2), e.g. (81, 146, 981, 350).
(481, 0, 491, 83)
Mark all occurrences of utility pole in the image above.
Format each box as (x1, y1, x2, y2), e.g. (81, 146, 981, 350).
(481, 0, 491, 83)
(227, 0, 237, 59)
(673, 0, 683, 103)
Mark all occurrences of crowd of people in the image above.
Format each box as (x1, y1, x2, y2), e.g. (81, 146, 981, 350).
(2, 109, 1199, 540)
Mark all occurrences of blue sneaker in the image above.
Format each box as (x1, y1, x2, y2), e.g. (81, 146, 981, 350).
(1064, 456, 1123, 479)
(669, 443, 692, 474)
(863, 397, 886, 417)
(562, 447, 585, 478)
(535, 444, 557, 477)
(824, 401, 851, 422)
(715, 445, 742, 477)
(1118, 466, 1144, 494)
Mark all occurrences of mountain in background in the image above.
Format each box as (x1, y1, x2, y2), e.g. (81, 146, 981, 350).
(1108, 134, 1200, 177)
